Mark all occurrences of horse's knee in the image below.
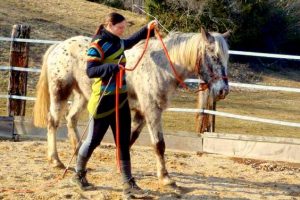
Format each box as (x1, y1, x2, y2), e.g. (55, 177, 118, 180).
(66, 116, 78, 128)
(133, 110, 144, 122)
(48, 113, 59, 130)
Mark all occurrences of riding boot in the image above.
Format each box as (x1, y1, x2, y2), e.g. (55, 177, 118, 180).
(71, 155, 93, 190)
(123, 178, 149, 199)
(71, 169, 93, 190)
(120, 160, 132, 183)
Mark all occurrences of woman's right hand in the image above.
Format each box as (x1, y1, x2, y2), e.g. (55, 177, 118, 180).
(147, 20, 158, 30)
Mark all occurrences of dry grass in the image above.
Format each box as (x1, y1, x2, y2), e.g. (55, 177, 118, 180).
(163, 89, 300, 138)
(0, 0, 299, 138)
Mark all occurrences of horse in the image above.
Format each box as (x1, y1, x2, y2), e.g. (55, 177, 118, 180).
(33, 27, 229, 187)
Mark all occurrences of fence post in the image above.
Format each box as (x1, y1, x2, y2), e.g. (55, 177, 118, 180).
(7, 24, 30, 116)
(196, 90, 216, 133)
(210, 101, 216, 132)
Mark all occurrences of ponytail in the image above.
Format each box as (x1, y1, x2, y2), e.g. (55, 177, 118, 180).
(95, 24, 105, 36)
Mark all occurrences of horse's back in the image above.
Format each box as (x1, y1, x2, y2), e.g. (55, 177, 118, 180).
(46, 36, 92, 99)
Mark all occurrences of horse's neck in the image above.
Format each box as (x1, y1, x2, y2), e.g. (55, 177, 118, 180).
(163, 33, 200, 79)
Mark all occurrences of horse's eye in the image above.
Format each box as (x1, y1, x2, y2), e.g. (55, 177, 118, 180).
(212, 56, 218, 62)
(207, 47, 214, 52)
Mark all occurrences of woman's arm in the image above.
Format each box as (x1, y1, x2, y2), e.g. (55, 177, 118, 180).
(123, 25, 155, 50)
(86, 62, 119, 79)
(86, 44, 119, 79)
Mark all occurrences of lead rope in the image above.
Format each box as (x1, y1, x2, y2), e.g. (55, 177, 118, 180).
(4, 23, 207, 194)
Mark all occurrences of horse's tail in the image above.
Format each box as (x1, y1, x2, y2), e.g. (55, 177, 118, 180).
(33, 44, 57, 127)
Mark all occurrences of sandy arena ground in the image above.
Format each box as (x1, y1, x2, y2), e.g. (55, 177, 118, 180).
(0, 139, 300, 200)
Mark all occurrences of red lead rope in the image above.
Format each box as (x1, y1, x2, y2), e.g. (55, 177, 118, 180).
(154, 29, 189, 90)
(115, 68, 124, 172)
(115, 27, 214, 170)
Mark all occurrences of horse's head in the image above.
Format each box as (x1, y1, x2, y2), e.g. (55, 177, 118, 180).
(195, 27, 230, 133)
(196, 27, 230, 101)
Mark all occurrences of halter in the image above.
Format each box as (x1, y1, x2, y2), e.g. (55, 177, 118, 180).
(194, 45, 229, 92)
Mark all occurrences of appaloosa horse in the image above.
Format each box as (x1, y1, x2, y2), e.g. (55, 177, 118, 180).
(33, 27, 229, 187)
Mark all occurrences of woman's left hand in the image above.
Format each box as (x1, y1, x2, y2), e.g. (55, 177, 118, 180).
(148, 20, 158, 30)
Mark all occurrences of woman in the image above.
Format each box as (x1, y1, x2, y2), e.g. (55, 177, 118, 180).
(71, 12, 157, 198)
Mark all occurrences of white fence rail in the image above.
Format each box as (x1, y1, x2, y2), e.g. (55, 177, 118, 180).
(1, 36, 300, 60)
(0, 66, 41, 73)
(185, 79, 300, 93)
(0, 93, 299, 128)
(1, 36, 300, 129)
(0, 37, 60, 44)
(1, 66, 299, 93)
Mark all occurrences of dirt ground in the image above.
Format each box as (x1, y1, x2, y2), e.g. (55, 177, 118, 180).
(0, 139, 300, 200)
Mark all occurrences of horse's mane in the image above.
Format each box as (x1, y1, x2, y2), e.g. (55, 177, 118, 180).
(165, 32, 202, 68)
(131, 31, 229, 70)
(166, 31, 229, 68)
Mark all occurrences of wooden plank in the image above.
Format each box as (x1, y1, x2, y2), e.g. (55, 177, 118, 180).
(8, 118, 300, 163)
(7, 24, 30, 116)
(0, 116, 14, 139)
(203, 132, 300, 163)
(12, 118, 202, 152)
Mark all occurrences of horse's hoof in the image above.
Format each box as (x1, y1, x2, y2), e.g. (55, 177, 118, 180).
(49, 160, 65, 169)
(159, 176, 176, 187)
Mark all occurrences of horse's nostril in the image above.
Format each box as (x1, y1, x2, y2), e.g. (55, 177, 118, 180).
(219, 89, 228, 98)
(219, 90, 224, 96)
(224, 88, 229, 95)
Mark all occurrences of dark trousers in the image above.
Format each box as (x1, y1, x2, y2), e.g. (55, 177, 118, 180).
(76, 100, 132, 182)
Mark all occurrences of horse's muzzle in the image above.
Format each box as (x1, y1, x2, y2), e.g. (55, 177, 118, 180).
(218, 87, 229, 99)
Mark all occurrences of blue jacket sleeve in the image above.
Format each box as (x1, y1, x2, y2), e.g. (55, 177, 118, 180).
(86, 62, 119, 79)
(123, 25, 155, 50)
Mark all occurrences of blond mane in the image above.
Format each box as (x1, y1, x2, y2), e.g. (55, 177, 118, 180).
(164, 31, 229, 72)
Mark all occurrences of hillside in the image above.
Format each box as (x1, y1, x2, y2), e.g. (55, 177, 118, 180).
(0, 0, 147, 66)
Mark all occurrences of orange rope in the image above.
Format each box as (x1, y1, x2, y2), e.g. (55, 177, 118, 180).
(124, 26, 151, 71)
(3, 26, 209, 195)
(115, 69, 123, 171)
(154, 29, 189, 90)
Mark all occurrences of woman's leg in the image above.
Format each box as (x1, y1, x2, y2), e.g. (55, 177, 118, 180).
(110, 101, 148, 198)
(72, 116, 110, 190)
(110, 101, 132, 182)
(76, 116, 110, 171)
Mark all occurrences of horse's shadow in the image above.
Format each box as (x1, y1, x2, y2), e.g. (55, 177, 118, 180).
(65, 167, 299, 199)
(133, 170, 300, 199)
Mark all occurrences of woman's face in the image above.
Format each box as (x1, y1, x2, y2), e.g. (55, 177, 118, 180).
(108, 20, 127, 37)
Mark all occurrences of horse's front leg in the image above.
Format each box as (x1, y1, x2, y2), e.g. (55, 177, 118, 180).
(145, 109, 175, 187)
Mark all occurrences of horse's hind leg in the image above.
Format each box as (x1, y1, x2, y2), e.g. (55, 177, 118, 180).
(130, 109, 146, 147)
(65, 89, 87, 154)
(145, 108, 175, 187)
(48, 97, 68, 168)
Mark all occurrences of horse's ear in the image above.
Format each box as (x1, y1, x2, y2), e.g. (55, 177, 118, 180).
(222, 30, 231, 39)
(200, 26, 214, 43)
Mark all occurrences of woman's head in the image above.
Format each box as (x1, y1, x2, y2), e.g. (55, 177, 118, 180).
(96, 12, 126, 37)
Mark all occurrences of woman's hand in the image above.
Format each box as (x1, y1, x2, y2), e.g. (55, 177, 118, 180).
(119, 64, 125, 70)
(147, 20, 158, 30)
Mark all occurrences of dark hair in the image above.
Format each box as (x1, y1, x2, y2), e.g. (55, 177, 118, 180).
(95, 12, 126, 35)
